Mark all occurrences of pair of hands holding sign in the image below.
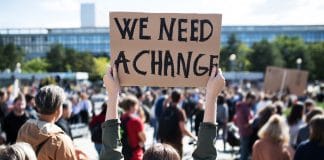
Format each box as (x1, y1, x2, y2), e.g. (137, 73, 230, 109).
(103, 65, 225, 124)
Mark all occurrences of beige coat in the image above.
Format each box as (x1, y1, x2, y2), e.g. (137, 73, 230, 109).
(252, 138, 295, 160)
(17, 119, 77, 160)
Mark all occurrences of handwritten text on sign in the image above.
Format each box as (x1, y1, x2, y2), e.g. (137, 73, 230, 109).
(110, 12, 222, 87)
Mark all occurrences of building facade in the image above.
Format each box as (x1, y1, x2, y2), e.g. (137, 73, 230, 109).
(1, 25, 324, 58)
(81, 3, 95, 28)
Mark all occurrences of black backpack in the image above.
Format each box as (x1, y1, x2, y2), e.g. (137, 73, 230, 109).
(120, 116, 133, 160)
(90, 123, 102, 143)
(158, 106, 180, 141)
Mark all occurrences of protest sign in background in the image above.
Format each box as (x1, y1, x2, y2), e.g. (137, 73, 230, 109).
(264, 66, 309, 96)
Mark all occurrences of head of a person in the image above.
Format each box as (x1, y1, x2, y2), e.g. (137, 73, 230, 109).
(80, 92, 88, 100)
(257, 105, 277, 128)
(171, 90, 182, 104)
(245, 92, 256, 105)
(35, 85, 66, 122)
(119, 95, 139, 113)
(100, 102, 107, 115)
(217, 94, 225, 105)
(304, 99, 315, 113)
(287, 102, 304, 126)
(62, 100, 72, 119)
(13, 93, 26, 116)
(161, 89, 168, 95)
(309, 115, 324, 145)
(258, 114, 290, 144)
(0, 90, 8, 103)
(273, 101, 284, 115)
(25, 94, 35, 107)
(305, 108, 323, 124)
(0, 142, 37, 160)
(196, 99, 204, 110)
(143, 143, 180, 160)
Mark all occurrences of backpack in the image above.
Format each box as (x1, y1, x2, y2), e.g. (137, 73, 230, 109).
(227, 123, 240, 147)
(120, 116, 133, 160)
(90, 123, 102, 143)
(158, 106, 180, 142)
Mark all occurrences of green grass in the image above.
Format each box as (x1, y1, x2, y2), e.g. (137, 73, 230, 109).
(284, 102, 324, 117)
(317, 102, 324, 109)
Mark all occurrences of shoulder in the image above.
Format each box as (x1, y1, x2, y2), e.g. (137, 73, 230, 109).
(4, 112, 14, 120)
(253, 139, 271, 150)
(55, 133, 74, 149)
(296, 140, 311, 150)
(55, 133, 77, 159)
(129, 116, 143, 125)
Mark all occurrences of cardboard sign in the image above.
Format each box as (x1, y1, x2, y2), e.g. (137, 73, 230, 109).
(110, 12, 222, 87)
(264, 66, 309, 96)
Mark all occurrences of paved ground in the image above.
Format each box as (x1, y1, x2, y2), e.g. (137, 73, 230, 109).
(73, 124, 240, 160)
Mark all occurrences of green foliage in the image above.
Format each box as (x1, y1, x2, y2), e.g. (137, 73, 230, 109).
(90, 57, 109, 81)
(46, 44, 96, 73)
(0, 43, 25, 71)
(248, 39, 284, 71)
(274, 36, 314, 71)
(220, 34, 251, 71)
(308, 42, 324, 80)
(94, 57, 109, 77)
(45, 44, 108, 81)
(317, 102, 324, 109)
(46, 44, 66, 72)
(22, 58, 49, 73)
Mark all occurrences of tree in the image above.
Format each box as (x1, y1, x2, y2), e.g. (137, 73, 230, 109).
(46, 44, 66, 72)
(220, 34, 251, 71)
(0, 43, 25, 71)
(22, 58, 49, 73)
(274, 36, 313, 71)
(73, 52, 96, 73)
(308, 42, 324, 80)
(94, 57, 109, 76)
(90, 57, 109, 80)
(248, 39, 284, 71)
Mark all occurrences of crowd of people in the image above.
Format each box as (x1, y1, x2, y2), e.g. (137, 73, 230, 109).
(0, 65, 324, 160)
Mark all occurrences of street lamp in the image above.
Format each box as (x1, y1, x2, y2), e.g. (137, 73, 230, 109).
(229, 54, 236, 71)
(296, 58, 302, 70)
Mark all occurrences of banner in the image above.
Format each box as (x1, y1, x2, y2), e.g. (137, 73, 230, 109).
(110, 12, 222, 87)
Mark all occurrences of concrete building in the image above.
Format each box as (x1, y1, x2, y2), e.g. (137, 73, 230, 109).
(80, 3, 95, 28)
(1, 25, 324, 58)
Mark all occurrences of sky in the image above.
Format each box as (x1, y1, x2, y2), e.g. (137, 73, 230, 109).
(0, 0, 323, 28)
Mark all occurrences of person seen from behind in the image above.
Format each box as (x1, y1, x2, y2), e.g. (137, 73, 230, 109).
(0, 142, 37, 160)
(100, 66, 225, 160)
(252, 115, 295, 160)
(16, 85, 87, 160)
(294, 115, 324, 160)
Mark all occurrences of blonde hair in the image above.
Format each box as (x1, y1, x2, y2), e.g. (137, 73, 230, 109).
(0, 142, 37, 160)
(258, 115, 290, 144)
(119, 95, 139, 111)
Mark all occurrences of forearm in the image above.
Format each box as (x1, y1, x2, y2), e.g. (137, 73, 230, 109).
(105, 94, 119, 121)
(183, 127, 195, 139)
(203, 97, 217, 124)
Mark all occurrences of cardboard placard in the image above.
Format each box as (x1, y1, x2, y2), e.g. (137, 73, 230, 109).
(264, 66, 309, 96)
(110, 12, 222, 87)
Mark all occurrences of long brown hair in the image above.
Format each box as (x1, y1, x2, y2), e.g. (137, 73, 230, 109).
(309, 115, 324, 145)
(143, 143, 180, 160)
